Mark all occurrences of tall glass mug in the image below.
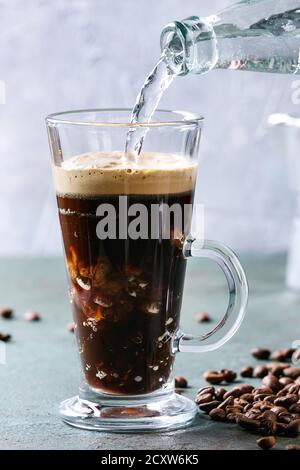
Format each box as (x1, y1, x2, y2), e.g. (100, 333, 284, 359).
(46, 109, 248, 432)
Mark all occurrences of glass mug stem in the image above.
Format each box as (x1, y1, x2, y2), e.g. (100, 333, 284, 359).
(173, 238, 248, 354)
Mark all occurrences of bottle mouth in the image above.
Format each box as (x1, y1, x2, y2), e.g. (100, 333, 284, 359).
(160, 17, 218, 76)
(160, 22, 190, 76)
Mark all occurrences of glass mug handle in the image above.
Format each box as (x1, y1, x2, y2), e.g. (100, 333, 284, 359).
(173, 238, 248, 354)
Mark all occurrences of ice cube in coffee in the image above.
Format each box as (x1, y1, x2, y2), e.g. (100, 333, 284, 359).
(53, 152, 197, 395)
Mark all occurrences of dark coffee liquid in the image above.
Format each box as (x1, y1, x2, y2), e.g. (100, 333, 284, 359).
(57, 190, 194, 395)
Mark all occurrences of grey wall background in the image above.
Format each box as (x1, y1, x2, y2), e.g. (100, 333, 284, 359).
(0, 0, 298, 255)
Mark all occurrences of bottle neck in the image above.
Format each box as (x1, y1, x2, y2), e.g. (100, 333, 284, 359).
(160, 16, 218, 76)
(161, 1, 300, 76)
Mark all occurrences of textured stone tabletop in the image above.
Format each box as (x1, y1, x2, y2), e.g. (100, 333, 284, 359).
(0, 254, 299, 450)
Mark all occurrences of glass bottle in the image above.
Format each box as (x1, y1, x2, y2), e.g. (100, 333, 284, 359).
(160, 0, 300, 75)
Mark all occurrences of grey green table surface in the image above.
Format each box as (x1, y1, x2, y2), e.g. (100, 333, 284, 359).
(0, 254, 299, 450)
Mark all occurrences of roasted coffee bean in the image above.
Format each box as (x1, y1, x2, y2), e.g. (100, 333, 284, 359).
(226, 408, 243, 418)
(260, 404, 273, 412)
(240, 366, 253, 378)
(259, 418, 277, 436)
(254, 366, 269, 379)
(0, 308, 13, 319)
(222, 369, 237, 383)
(254, 393, 271, 401)
(270, 350, 285, 362)
(266, 362, 289, 370)
(278, 412, 293, 424)
(245, 410, 261, 420)
(284, 383, 299, 394)
(274, 394, 298, 408)
(209, 408, 226, 421)
(223, 384, 254, 400)
(215, 387, 226, 400)
(228, 405, 243, 413)
(197, 386, 215, 396)
(278, 383, 296, 395)
(285, 419, 300, 437)
(233, 397, 243, 405)
(285, 444, 300, 451)
(270, 366, 287, 378)
(266, 362, 289, 376)
(253, 402, 263, 409)
(203, 370, 225, 385)
(240, 393, 254, 403)
(279, 377, 293, 386)
(289, 403, 300, 414)
(262, 374, 282, 392)
(253, 386, 273, 395)
(276, 422, 288, 436)
(283, 367, 300, 380)
(260, 404, 272, 412)
(0, 332, 11, 342)
(175, 376, 188, 388)
(244, 403, 253, 412)
(256, 436, 276, 450)
(276, 389, 288, 398)
(67, 322, 75, 333)
(264, 395, 276, 403)
(24, 311, 40, 321)
(262, 411, 277, 422)
(195, 393, 213, 405)
(271, 348, 295, 362)
(251, 348, 271, 360)
(271, 406, 288, 416)
(237, 416, 260, 432)
(237, 399, 250, 408)
(198, 400, 221, 413)
(226, 412, 240, 423)
(195, 312, 211, 323)
(217, 396, 234, 410)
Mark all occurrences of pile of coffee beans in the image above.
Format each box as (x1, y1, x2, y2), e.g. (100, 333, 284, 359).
(196, 345, 300, 450)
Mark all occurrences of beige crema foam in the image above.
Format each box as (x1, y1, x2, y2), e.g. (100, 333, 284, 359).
(53, 151, 198, 196)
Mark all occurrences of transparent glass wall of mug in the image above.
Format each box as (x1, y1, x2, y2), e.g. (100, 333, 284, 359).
(46, 109, 247, 432)
(48, 110, 202, 396)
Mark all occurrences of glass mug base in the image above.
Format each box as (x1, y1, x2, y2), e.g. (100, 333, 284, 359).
(59, 390, 197, 432)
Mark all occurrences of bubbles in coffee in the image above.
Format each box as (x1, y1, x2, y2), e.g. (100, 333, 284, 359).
(53, 152, 197, 395)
